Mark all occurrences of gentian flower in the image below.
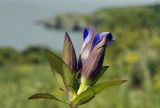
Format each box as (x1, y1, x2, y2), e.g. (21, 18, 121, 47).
(78, 26, 114, 94)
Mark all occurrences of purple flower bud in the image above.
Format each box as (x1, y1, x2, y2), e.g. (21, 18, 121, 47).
(62, 32, 77, 72)
(80, 28, 114, 86)
(81, 36, 107, 85)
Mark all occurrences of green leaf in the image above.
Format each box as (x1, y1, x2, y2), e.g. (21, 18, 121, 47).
(73, 80, 127, 105)
(77, 96, 95, 105)
(44, 49, 74, 93)
(28, 93, 67, 104)
(91, 66, 109, 85)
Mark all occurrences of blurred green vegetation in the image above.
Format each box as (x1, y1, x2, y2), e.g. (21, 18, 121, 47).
(0, 5, 160, 108)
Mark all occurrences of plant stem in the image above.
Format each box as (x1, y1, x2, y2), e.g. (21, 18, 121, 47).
(70, 104, 77, 108)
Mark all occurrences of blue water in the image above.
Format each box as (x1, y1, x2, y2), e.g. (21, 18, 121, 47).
(0, 0, 156, 52)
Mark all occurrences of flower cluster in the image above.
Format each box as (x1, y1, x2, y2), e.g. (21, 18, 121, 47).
(29, 26, 126, 108)
(62, 27, 114, 94)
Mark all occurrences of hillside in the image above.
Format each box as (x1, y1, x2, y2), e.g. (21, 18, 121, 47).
(88, 5, 160, 30)
(38, 5, 160, 31)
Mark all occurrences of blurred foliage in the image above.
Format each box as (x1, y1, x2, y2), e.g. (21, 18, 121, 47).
(0, 5, 160, 108)
(0, 46, 51, 66)
(22, 46, 49, 64)
(0, 47, 22, 66)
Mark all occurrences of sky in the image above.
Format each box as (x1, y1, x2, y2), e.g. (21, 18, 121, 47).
(1, 0, 158, 13)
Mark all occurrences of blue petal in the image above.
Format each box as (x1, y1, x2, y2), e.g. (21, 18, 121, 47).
(100, 32, 113, 45)
(92, 34, 100, 48)
(92, 32, 113, 48)
(83, 27, 89, 41)
(99, 32, 112, 39)
(106, 32, 113, 40)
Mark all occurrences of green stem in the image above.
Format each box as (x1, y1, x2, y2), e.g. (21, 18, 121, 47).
(77, 82, 88, 95)
(70, 104, 77, 108)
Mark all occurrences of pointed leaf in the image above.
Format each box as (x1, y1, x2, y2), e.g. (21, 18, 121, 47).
(77, 96, 95, 105)
(45, 49, 74, 93)
(28, 93, 67, 104)
(73, 80, 127, 105)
